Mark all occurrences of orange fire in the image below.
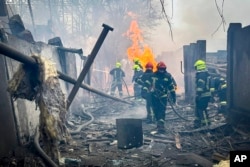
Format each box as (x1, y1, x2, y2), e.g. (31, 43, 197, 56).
(126, 20, 158, 71)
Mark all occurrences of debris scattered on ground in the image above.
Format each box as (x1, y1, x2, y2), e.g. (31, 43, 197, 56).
(4, 76, 250, 166)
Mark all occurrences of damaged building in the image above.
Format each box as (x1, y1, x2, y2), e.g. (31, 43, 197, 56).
(1, 1, 250, 167)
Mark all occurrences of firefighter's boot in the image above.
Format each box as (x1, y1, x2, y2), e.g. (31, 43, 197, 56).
(146, 114, 154, 124)
(157, 119, 165, 133)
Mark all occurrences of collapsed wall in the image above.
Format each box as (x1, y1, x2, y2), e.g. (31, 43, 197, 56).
(227, 23, 250, 127)
(0, 31, 77, 156)
(7, 55, 71, 163)
(183, 40, 206, 104)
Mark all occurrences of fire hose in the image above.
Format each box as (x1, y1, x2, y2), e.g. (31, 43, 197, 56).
(69, 106, 94, 135)
(167, 96, 191, 122)
(122, 78, 130, 96)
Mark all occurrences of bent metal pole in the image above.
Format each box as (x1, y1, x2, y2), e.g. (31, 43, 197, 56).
(66, 24, 113, 110)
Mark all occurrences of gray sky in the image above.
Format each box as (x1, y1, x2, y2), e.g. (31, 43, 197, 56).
(148, 0, 250, 55)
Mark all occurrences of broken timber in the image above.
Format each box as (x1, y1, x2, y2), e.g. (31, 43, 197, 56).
(178, 123, 227, 134)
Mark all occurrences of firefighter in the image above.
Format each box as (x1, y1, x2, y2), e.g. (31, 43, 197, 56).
(109, 62, 125, 97)
(133, 58, 143, 69)
(194, 59, 212, 128)
(210, 76, 227, 114)
(136, 62, 154, 123)
(150, 61, 176, 133)
(132, 64, 143, 99)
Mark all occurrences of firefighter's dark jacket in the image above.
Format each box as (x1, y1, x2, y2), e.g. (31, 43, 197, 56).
(195, 70, 211, 98)
(210, 77, 226, 92)
(150, 71, 176, 103)
(132, 69, 143, 83)
(135, 69, 153, 98)
(110, 68, 125, 82)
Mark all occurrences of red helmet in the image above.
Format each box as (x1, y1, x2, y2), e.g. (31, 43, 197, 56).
(145, 62, 153, 69)
(157, 61, 166, 70)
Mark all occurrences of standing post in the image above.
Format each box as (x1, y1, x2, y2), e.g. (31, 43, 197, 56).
(66, 24, 113, 110)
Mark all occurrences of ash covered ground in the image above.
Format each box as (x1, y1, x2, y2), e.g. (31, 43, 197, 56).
(1, 95, 249, 167)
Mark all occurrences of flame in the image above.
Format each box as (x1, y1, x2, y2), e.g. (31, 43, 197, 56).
(126, 20, 157, 71)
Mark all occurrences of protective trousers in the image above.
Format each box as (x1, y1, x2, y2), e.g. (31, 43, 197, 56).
(111, 81, 123, 97)
(145, 93, 154, 122)
(152, 95, 167, 132)
(194, 96, 210, 127)
(133, 83, 141, 99)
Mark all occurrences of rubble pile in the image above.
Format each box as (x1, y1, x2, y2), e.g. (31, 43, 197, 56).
(5, 73, 250, 167)
(62, 96, 250, 167)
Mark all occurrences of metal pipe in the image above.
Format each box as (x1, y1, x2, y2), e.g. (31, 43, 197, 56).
(56, 46, 83, 55)
(58, 71, 133, 105)
(66, 24, 114, 109)
(0, 41, 132, 105)
(0, 42, 37, 67)
(57, 46, 86, 60)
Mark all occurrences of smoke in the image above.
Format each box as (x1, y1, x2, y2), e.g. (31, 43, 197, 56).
(98, 105, 147, 124)
(148, 0, 250, 54)
(12, 0, 250, 95)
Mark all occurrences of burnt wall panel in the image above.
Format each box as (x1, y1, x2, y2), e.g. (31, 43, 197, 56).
(227, 23, 250, 126)
(196, 40, 206, 61)
(3, 34, 72, 145)
(183, 45, 195, 103)
(0, 1, 8, 16)
(0, 55, 18, 157)
(183, 40, 206, 104)
(232, 26, 250, 111)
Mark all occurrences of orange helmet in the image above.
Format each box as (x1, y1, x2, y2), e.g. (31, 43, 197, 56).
(145, 62, 153, 69)
(157, 61, 166, 70)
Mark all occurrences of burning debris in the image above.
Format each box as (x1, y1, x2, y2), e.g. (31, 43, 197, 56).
(7, 55, 71, 163)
